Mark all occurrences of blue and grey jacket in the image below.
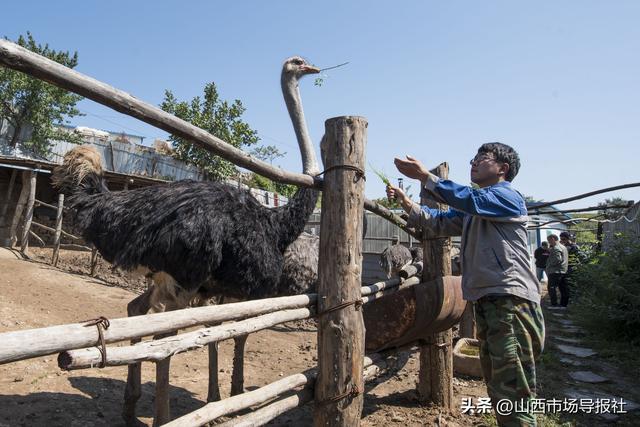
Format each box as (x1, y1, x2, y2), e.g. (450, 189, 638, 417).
(407, 175, 540, 303)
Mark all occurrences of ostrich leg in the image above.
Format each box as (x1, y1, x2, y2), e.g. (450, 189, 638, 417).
(230, 334, 249, 396)
(123, 288, 153, 424)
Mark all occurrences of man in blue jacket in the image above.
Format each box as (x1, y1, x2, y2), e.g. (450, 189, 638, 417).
(387, 142, 545, 427)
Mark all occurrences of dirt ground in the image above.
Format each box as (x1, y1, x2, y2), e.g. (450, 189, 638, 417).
(0, 247, 494, 426)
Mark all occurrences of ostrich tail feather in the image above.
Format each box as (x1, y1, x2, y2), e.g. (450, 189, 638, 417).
(52, 145, 105, 195)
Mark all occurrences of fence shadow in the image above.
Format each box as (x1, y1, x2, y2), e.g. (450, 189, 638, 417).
(0, 375, 204, 427)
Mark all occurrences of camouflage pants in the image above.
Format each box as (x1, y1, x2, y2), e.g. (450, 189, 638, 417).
(474, 295, 545, 427)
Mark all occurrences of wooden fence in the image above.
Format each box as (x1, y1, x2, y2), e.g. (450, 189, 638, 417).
(10, 177, 98, 270)
(0, 268, 421, 425)
(0, 38, 466, 426)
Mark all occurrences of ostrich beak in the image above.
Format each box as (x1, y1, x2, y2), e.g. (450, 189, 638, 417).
(300, 65, 320, 74)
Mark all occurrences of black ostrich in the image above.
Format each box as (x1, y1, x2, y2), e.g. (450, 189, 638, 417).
(53, 56, 322, 423)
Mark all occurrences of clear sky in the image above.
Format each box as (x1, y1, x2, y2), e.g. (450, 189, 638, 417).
(4, 1, 639, 209)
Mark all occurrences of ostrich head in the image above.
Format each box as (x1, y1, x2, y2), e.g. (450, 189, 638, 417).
(281, 56, 320, 176)
(282, 56, 320, 78)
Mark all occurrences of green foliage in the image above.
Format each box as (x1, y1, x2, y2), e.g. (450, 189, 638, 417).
(573, 235, 640, 345)
(247, 173, 298, 199)
(369, 163, 391, 186)
(373, 197, 401, 210)
(373, 183, 414, 211)
(569, 212, 598, 245)
(524, 195, 543, 204)
(250, 144, 285, 165)
(160, 82, 259, 180)
(598, 197, 632, 220)
(0, 32, 83, 154)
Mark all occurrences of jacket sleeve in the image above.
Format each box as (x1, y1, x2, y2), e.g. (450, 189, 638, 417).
(406, 203, 464, 237)
(420, 174, 525, 218)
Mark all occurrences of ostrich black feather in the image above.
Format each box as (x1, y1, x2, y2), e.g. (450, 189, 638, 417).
(68, 171, 318, 300)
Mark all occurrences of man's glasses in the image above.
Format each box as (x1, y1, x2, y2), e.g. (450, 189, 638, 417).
(469, 154, 495, 166)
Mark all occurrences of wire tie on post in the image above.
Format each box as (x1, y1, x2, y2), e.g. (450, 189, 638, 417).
(316, 383, 362, 406)
(316, 165, 365, 183)
(316, 299, 363, 318)
(81, 316, 110, 368)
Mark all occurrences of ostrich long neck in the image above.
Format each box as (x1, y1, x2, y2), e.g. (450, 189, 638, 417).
(281, 74, 319, 176)
(275, 71, 320, 251)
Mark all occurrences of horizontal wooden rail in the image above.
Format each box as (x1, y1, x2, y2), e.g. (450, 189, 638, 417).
(0, 294, 316, 364)
(59, 308, 314, 369)
(30, 221, 81, 241)
(34, 198, 69, 211)
(59, 274, 421, 370)
(0, 39, 420, 239)
(166, 351, 395, 427)
(0, 39, 315, 189)
(183, 343, 420, 427)
(0, 265, 422, 366)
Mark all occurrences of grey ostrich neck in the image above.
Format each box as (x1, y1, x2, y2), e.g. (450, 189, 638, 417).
(274, 70, 320, 251)
(281, 73, 319, 176)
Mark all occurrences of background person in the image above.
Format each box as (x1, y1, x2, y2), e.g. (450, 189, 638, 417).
(545, 234, 568, 307)
(534, 241, 550, 284)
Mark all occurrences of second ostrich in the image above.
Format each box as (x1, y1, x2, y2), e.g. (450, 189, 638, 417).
(379, 235, 412, 278)
(53, 56, 321, 423)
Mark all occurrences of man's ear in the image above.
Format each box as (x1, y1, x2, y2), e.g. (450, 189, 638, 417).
(499, 163, 510, 177)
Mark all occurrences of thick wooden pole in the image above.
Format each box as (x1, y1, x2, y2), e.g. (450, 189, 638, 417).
(51, 194, 64, 266)
(417, 163, 455, 410)
(9, 171, 31, 246)
(19, 170, 37, 254)
(314, 116, 367, 426)
(0, 169, 17, 226)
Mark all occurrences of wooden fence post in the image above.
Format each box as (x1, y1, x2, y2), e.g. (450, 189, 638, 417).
(9, 171, 31, 246)
(314, 116, 367, 426)
(417, 163, 455, 410)
(20, 170, 37, 254)
(154, 331, 177, 426)
(0, 169, 17, 227)
(51, 194, 64, 266)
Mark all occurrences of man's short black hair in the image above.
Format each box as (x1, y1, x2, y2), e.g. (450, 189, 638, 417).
(559, 231, 572, 240)
(477, 142, 521, 182)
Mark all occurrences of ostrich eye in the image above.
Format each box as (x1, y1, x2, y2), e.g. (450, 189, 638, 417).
(293, 59, 304, 65)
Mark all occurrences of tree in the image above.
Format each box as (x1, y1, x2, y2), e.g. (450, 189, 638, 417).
(160, 82, 259, 180)
(251, 144, 286, 165)
(524, 195, 543, 204)
(598, 197, 632, 220)
(373, 196, 402, 210)
(0, 32, 83, 154)
(246, 144, 298, 197)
